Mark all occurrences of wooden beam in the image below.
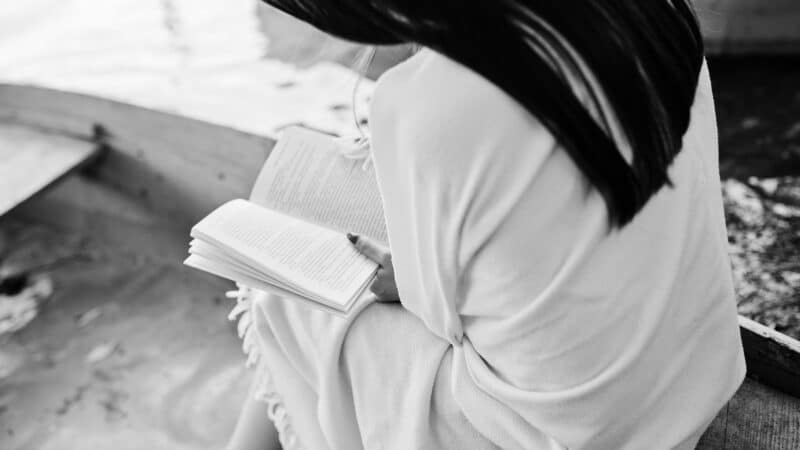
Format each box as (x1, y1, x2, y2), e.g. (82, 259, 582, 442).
(739, 315, 800, 398)
(0, 84, 277, 229)
(0, 123, 101, 217)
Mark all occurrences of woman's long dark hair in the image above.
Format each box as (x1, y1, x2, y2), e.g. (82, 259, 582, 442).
(263, 1, 705, 228)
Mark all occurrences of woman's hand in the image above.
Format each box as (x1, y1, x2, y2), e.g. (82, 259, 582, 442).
(347, 233, 400, 303)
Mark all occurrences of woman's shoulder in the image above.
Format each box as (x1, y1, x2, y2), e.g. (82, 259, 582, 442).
(372, 47, 548, 152)
(407, 49, 512, 105)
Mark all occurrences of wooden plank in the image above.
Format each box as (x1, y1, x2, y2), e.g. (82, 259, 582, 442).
(0, 123, 100, 217)
(699, 319, 800, 448)
(698, 377, 800, 449)
(739, 315, 800, 398)
(0, 83, 276, 229)
(12, 174, 195, 267)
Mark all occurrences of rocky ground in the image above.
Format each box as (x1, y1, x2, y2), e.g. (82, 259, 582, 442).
(711, 57, 800, 339)
(723, 177, 800, 337)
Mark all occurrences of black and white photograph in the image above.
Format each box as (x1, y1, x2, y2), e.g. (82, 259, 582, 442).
(0, 1, 798, 449)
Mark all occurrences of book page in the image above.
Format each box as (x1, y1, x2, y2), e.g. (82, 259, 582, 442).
(251, 127, 388, 244)
(184, 254, 353, 316)
(192, 199, 378, 307)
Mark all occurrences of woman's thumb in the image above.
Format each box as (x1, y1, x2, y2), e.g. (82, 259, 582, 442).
(347, 233, 390, 266)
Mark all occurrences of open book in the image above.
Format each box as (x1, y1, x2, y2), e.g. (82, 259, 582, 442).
(184, 127, 388, 315)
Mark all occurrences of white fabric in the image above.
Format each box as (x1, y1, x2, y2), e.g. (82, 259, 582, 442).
(239, 48, 745, 449)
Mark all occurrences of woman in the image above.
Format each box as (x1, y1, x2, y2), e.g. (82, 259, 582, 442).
(227, 2, 745, 449)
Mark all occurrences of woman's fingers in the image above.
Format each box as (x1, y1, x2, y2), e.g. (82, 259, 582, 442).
(369, 277, 385, 296)
(348, 233, 400, 302)
(370, 267, 400, 302)
(347, 233, 391, 267)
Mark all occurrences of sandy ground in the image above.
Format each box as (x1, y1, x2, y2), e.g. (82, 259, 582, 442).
(0, 218, 246, 450)
(0, 1, 413, 139)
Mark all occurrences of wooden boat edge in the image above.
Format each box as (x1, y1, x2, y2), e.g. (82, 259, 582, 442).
(0, 83, 277, 231)
(739, 315, 800, 398)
